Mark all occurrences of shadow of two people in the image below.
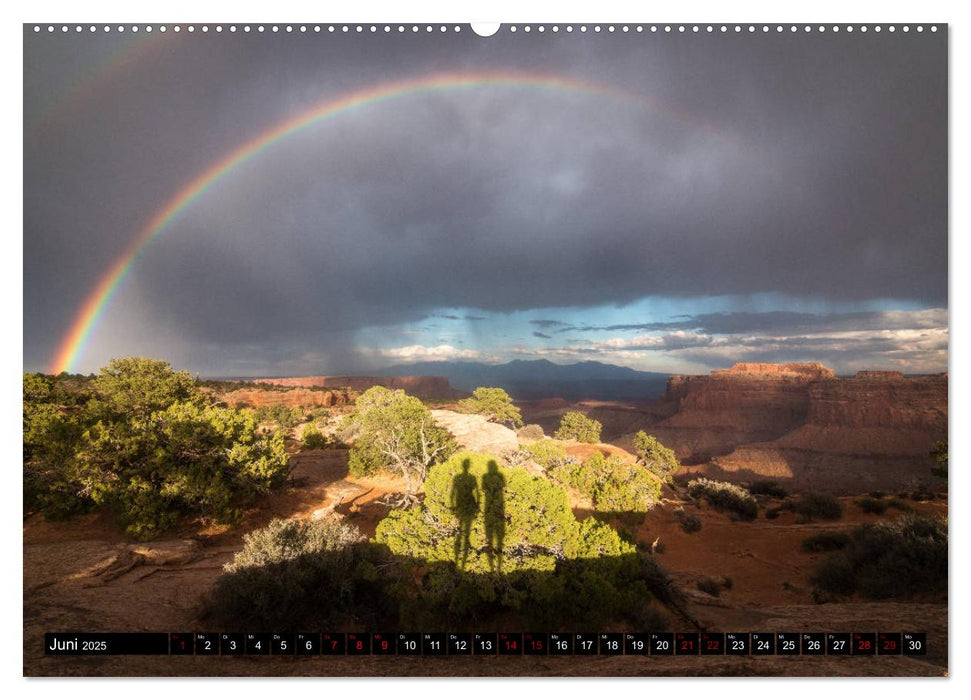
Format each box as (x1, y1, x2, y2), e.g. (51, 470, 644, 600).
(450, 458, 505, 572)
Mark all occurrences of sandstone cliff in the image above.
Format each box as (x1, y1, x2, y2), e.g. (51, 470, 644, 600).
(639, 363, 947, 493)
(220, 387, 351, 410)
(249, 375, 462, 400)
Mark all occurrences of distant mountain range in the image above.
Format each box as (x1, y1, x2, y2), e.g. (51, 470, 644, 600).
(377, 359, 671, 401)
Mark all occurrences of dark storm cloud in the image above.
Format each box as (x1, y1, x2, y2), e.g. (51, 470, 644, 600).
(23, 27, 947, 374)
(564, 309, 948, 335)
(432, 314, 488, 321)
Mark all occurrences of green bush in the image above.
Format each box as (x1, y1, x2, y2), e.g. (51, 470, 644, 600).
(554, 411, 602, 443)
(522, 439, 572, 471)
(749, 480, 789, 499)
(23, 374, 89, 516)
(301, 423, 329, 450)
(24, 358, 291, 538)
(207, 517, 398, 630)
(810, 514, 947, 599)
(686, 478, 758, 521)
(801, 531, 851, 552)
(632, 432, 680, 480)
(376, 451, 633, 574)
(548, 451, 661, 516)
(793, 493, 843, 522)
(458, 387, 523, 428)
(855, 497, 888, 515)
(373, 451, 661, 627)
(79, 401, 290, 538)
(225, 517, 365, 572)
(342, 386, 457, 495)
(254, 404, 304, 430)
(92, 357, 199, 418)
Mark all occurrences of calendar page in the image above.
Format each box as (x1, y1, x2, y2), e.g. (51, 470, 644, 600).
(23, 20, 947, 677)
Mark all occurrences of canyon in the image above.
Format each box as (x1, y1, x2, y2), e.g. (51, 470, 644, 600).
(640, 363, 948, 493)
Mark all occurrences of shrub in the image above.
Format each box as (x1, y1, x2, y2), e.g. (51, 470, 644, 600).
(886, 498, 913, 512)
(810, 514, 947, 599)
(376, 451, 634, 574)
(522, 439, 572, 471)
(554, 411, 602, 443)
(374, 451, 660, 627)
(207, 517, 398, 630)
(301, 423, 329, 450)
(516, 424, 545, 441)
(765, 507, 782, 520)
(793, 493, 843, 522)
(23, 374, 89, 516)
(458, 387, 523, 428)
(79, 401, 291, 539)
(24, 359, 291, 538)
(697, 576, 728, 597)
(632, 432, 680, 479)
(686, 478, 758, 521)
(225, 517, 364, 572)
(92, 357, 199, 418)
(342, 386, 457, 496)
(680, 513, 702, 534)
(749, 480, 789, 499)
(801, 531, 851, 552)
(548, 451, 661, 516)
(855, 497, 888, 515)
(254, 404, 303, 430)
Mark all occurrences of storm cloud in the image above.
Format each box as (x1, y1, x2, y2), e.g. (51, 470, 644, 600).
(23, 26, 947, 375)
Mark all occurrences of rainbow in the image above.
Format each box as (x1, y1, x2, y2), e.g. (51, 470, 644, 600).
(26, 31, 164, 144)
(50, 70, 729, 374)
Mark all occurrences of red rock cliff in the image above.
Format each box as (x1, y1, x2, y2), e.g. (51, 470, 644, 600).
(249, 375, 461, 400)
(650, 363, 946, 462)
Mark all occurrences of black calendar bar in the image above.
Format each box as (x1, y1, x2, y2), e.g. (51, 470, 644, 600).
(43, 632, 928, 656)
(45, 633, 170, 655)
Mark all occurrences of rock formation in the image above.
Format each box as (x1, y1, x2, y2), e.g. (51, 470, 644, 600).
(249, 375, 461, 400)
(640, 363, 947, 493)
(430, 410, 520, 456)
(220, 387, 351, 410)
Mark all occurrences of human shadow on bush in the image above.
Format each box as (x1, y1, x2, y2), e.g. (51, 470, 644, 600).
(481, 460, 506, 573)
(450, 459, 480, 570)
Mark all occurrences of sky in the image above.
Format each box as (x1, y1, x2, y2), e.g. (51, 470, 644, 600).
(23, 24, 947, 377)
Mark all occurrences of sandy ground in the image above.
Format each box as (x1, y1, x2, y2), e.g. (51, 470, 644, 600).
(23, 448, 947, 677)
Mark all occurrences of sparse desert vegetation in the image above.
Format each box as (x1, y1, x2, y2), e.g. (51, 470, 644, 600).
(801, 531, 851, 552)
(792, 493, 844, 522)
(748, 480, 789, 499)
(686, 478, 759, 521)
(810, 514, 947, 599)
(301, 422, 329, 450)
